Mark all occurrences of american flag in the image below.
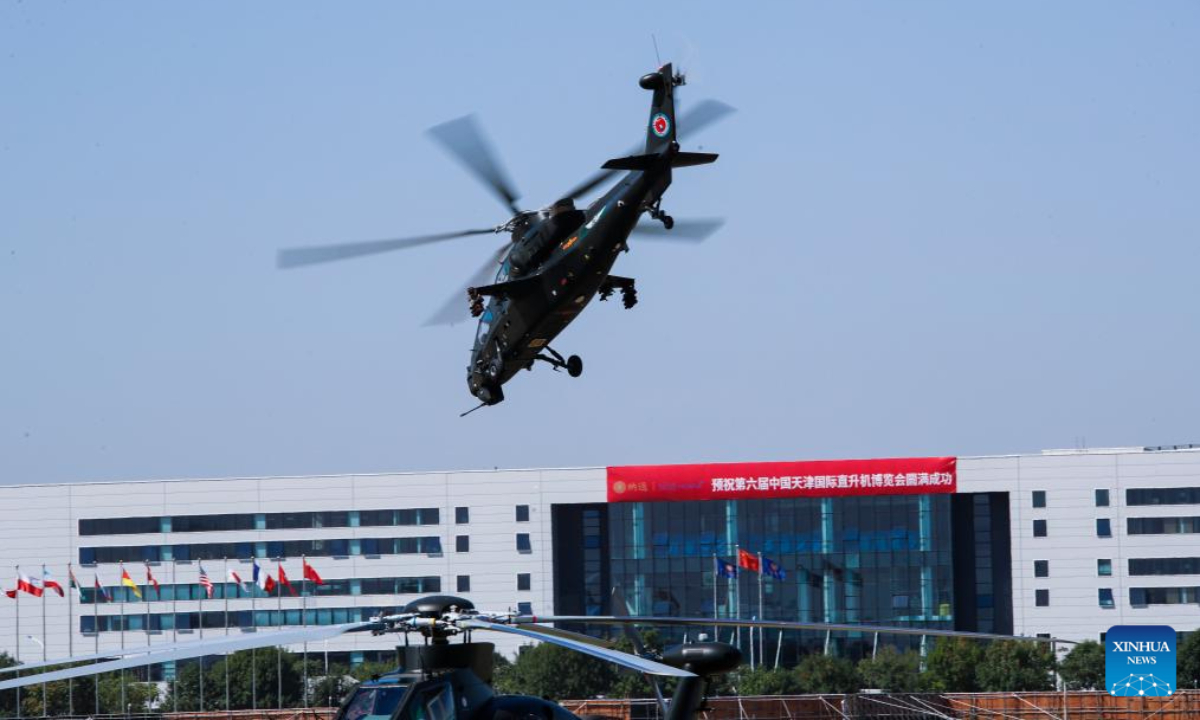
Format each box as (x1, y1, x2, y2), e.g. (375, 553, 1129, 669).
(198, 564, 214, 599)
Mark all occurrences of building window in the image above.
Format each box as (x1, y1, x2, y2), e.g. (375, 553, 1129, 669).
(516, 505, 530, 522)
(456, 575, 470, 593)
(517, 602, 533, 615)
(517, 573, 531, 591)
(455, 507, 469, 524)
(516, 533, 531, 552)
(1032, 491, 1046, 508)
(1127, 487, 1200, 506)
(1098, 559, 1112, 576)
(1095, 489, 1110, 507)
(1034, 560, 1049, 578)
(455, 535, 469, 553)
(1035, 589, 1049, 607)
(1128, 516, 1200, 535)
(1099, 588, 1115, 608)
(1096, 518, 1112, 538)
(1128, 557, 1200, 575)
(1033, 519, 1047, 537)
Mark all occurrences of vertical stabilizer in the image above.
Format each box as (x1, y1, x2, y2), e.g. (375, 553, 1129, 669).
(639, 63, 678, 155)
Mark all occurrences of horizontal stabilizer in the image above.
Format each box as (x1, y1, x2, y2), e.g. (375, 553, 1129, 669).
(601, 152, 719, 171)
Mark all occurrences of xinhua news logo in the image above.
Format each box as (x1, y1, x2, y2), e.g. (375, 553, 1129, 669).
(1106, 625, 1175, 697)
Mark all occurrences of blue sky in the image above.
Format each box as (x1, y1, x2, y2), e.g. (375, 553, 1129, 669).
(2, 3, 1197, 484)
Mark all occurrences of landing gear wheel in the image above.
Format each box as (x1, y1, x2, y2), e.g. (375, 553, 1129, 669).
(661, 215, 674, 230)
(566, 355, 583, 378)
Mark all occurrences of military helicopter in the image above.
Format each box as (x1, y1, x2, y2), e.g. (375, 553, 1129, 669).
(0, 593, 1074, 720)
(277, 63, 733, 411)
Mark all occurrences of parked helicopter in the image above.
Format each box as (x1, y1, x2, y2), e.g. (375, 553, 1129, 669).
(0, 593, 1074, 720)
(277, 63, 733, 411)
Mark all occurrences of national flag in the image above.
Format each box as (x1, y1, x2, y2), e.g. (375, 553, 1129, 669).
(6, 570, 43, 598)
(763, 557, 786, 581)
(198, 564, 214, 599)
(145, 564, 160, 597)
(714, 556, 738, 579)
(302, 559, 323, 586)
(42, 567, 65, 597)
(253, 560, 276, 594)
(120, 567, 142, 599)
(277, 564, 296, 596)
(737, 548, 760, 573)
(228, 569, 244, 586)
(94, 575, 112, 603)
(68, 566, 85, 601)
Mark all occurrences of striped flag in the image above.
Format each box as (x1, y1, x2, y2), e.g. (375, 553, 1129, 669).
(146, 564, 161, 597)
(42, 567, 65, 597)
(253, 560, 276, 594)
(5, 569, 43, 598)
(120, 566, 142, 599)
(94, 575, 112, 603)
(198, 564, 214, 599)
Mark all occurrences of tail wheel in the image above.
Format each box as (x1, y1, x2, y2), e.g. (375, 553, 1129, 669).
(566, 355, 583, 378)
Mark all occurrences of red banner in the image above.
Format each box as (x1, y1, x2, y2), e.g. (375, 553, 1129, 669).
(607, 457, 956, 503)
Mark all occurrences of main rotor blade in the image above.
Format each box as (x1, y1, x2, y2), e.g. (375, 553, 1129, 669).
(0, 621, 375, 691)
(612, 588, 669, 716)
(562, 99, 736, 202)
(631, 218, 725, 242)
(428, 115, 522, 215)
(459, 619, 694, 678)
(518, 623, 616, 649)
(519, 616, 1076, 645)
(423, 244, 510, 326)
(278, 229, 495, 269)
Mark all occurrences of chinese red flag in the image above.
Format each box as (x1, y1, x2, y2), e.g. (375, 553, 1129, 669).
(737, 549, 761, 573)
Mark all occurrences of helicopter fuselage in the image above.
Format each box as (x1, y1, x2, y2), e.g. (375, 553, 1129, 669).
(467, 163, 671, 406)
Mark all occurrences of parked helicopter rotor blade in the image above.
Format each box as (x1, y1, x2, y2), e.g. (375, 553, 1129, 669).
(277, 229, 496, 269)
(562, 99, 736, 202)
(459, 618, 695, 678)
(0, 621, 376, 691)
(631, 218, 725, 242)
(428, 115, 523, 216)
(612, 587, 669, 716)
(423, 244, 511, 326)
(518, 623, 617, 649)
(518, 616, 1076, 645)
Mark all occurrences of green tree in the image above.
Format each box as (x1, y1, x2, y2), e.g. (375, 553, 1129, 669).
(1178, 632, 1200, 690)
(163, 648, 303, 711)
(1059, 641, 1105, 690)
(857, 647, 921, 692)
(922, 637, 983, 692)
(731, 666, 803, 695)
(795, 654, 859, 694)
(493, 642, 617, 699)
(976, 640, 1056, 692)
(0, 652, 17, 718)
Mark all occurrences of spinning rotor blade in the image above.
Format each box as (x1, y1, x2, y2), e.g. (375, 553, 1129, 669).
(459, 618, 694, 678)
(278, 229, 495, 269)
(423, 244, 510, 326)
(563, 99, 736, 202)
(0, 621, 375, 691)
(520, 616, 1076, 645)
(631, 218, 725, 242)
(428, 115, 522, 215)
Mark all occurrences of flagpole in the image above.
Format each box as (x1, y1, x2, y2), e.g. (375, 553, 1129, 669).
(68, 563, 74, 717)
(224, 557, 230, 713)
(251, 556, 257, 712)
(15, 566, 21, 720)
(733, 545, 741, 653)
(145, 562, 151, 648)
(199, 564, 205, 713)
(41, 564, 47, 715)
(303, 560, 309, 708)
(93, 574, 99, 717)
(119, 562, 127, 717)
(758, 551, 764, 666)
(171, 560, 178, 714)
(277, 559, 283, 710)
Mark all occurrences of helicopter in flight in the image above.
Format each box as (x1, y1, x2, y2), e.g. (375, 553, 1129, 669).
(0, 592, 1073, 720)
(277, 63, 733, 410)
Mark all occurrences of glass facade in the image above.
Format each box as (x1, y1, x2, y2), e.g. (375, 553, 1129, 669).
(1128, 557, 1200, 575)
(1130, 586, 1200, 606)
(1127, 516, 1200, 535)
